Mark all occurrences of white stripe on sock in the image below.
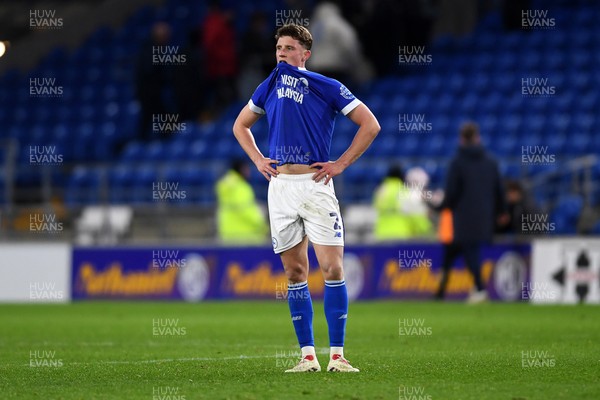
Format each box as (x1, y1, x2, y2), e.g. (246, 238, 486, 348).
(288, 281, 308, 290)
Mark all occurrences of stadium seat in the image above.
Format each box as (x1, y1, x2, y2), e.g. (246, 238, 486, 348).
(131, 165, 158, 204)
(1, 0, 596, 213)
(66, 166, 102, 205)
(551, 195, 583, 234)
(145, 141, 168, 161)
(74, 205, 133, 245)
(121, 142, 145, 162)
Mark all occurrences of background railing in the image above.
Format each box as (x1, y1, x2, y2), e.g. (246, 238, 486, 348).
(2, 132, 598, 244)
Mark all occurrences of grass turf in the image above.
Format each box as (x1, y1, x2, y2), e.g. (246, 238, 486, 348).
(0, 301, 598, 399)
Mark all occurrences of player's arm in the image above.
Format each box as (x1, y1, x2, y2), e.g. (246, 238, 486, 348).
(311, 103, 380, 184)
(233, 105, 279, 181)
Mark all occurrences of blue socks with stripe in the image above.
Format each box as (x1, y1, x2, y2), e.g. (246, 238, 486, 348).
(288, 280, 348, 353)
(324, 279, 348, 347)
(288, 281, 314, 348)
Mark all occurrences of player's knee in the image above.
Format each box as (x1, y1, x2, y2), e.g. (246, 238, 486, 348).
(321, 263, 343, 281)
(284, 263, 308, 282)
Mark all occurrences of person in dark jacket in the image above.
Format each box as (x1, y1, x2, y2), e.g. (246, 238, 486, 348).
(200, 0, 238, 117)
(433, 121, 507, 302)
(495, 179, 540, 234)
(173, 28, 208, 123)
(135, 22, 174, 141)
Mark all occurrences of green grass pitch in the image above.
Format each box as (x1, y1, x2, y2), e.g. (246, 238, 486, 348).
(0, 301, 598, 399)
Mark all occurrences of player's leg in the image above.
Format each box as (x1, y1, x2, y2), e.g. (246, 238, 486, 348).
(463, 243, 487, 303)
(301, 178, 358, 372)
(268, 174, 319, 371)
(313, 244, 345, 351)
(281, 237, 313, 350)
(313, 244, 358, 372)
(280, 236, 320, 372)
(435, 243, 460, 299)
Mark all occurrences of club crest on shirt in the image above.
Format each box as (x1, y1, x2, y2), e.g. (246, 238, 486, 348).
(339, 84, 354, 100)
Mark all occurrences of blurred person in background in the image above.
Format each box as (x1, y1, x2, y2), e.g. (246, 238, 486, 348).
(239, 11, 274, 100)
(373, 165, 434, 240)
(404, 166, 435, 237)
(431, 121, 507, 303)
(360, 0, 402, 76)
(173, 28, 208, 123)
(435, 207, 454, 296)
(432, 0, 477, 38)
(373, 165, 412, 239)
(358, 0, 437, 77)
(308, 1, 373, 87)
(495, 179, 539, 234)
(503, 0, 532, 30)
(134, 21, 174, 141)
(215, 159, 268, 244)
(200, 0, 238, 117)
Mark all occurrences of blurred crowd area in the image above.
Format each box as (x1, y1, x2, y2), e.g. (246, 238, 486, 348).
(0, 0, 598, 243)
(131, 0, 463, 130)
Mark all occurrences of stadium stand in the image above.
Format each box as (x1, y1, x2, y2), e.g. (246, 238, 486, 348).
(1, 0, 598, 239)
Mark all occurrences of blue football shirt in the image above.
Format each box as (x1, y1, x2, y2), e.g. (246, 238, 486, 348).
(248, 62, 361, 165)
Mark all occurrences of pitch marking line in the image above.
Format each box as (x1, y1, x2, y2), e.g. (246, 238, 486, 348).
(19, 348, 331, 367)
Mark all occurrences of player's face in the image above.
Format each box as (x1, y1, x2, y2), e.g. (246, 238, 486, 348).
(276, 36, 310, 67)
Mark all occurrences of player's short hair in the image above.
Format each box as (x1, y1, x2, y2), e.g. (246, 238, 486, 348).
(459, 121, 480, 144)
(275, 24, 313, 50)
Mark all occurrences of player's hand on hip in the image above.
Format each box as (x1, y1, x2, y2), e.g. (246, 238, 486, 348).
(310, 161, 344, 185)
(254, 157, 279, 181)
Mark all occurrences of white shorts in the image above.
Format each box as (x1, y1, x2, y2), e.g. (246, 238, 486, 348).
(268, 173, 344, 254)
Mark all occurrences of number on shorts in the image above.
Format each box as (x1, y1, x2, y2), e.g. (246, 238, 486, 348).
(329, 212, 342, 237)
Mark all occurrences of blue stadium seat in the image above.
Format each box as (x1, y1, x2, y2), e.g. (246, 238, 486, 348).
(165, 139, 188, 160)
(551, 195, 583, 234)
(130, 165, 158, 204)
(591, 220, 600, 235)
(183, 164, 218, 205)
(66, 166, 102, 205)
(472, 32, 496, 51)
(121, 142, 145, 162)
(108, 165, 134, 203)
(145, 141, 168, 161)
(193, 121, 214, 137)
(188, 139, 209, 160)
(564, 133, 592, 156)
(546, 133, 567, 155)
(0, 1, 596, 211)
(499, 162, 522, 179)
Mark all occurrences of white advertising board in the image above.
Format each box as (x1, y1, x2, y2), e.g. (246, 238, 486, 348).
(0, 243, 71, 302)
(530, 238, 600, 304)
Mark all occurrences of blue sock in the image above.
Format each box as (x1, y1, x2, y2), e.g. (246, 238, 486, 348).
(288, 281, 314, 348)
(324, 279, 348, 347)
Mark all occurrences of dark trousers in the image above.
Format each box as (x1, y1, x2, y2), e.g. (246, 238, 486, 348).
(435, 242, 484, 298)
(138, 92, 167, 142)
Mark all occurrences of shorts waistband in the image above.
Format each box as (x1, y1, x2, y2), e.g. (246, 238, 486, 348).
(273, 173, 315, 181)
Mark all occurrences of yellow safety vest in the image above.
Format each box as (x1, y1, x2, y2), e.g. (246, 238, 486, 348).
(373, 177, 413, 239)
(216, 170, 268, 243)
